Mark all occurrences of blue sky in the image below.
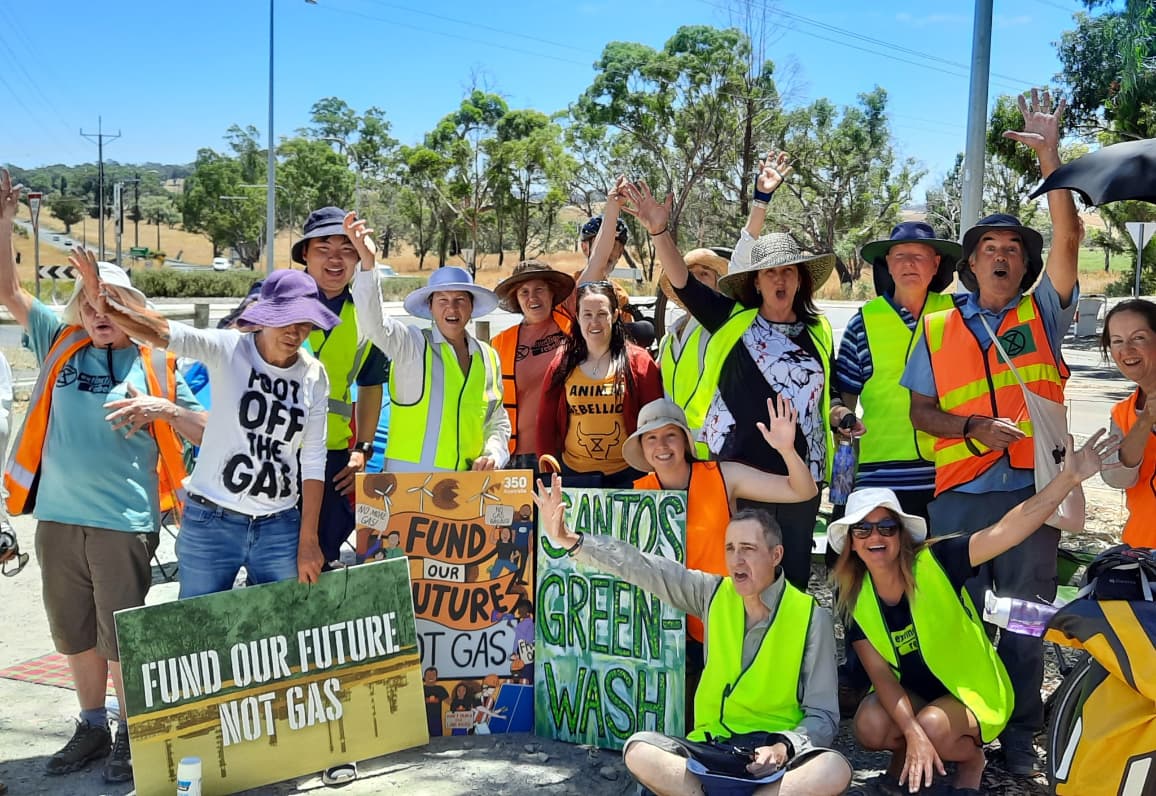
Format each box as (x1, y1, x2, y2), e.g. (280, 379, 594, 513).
(1, 0, 1085, 199)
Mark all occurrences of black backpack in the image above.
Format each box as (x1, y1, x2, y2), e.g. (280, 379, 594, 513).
(1077, 545, 1156, 602)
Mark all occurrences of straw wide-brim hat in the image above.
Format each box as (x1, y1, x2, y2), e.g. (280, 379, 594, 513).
(622, 399, 699, 473)
(494, 260, 576, 314)
(403, 266, 499, 320)
(659, 248, 730, 307)
(717, 233, 836, 307)
(827, 487, 928, 555)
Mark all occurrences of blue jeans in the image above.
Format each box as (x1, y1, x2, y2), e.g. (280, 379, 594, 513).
(176, 496, 301, 599)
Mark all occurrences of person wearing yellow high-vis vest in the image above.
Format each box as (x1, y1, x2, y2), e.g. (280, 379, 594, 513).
(900, 90, 1084, 777)
(532, 474, 852, 796)
(828, 436, 1113, 795)
(346, 213, 510, 472)
(833, 222, 962, 523)
(0, 173, 208, 785)
(623, 166, 843, 593)
(289, 206, 389, 565)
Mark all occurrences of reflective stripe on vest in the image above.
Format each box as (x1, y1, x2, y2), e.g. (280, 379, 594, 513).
(852, 548, 1014, 742)
(690, 578, 812, 741)
(634, 461, 730, 643)
(306, 300, 370, 450)
(493, 310, 571, 454)
(659, 317, 713, 460)
(5, 328, 189, 517)
(924, 296, 1068, 495)
(1111, 392, 1156, 547)
(386, 332, 503, 470)
(859, 293, 956, 466)
(696, 310, 835, 480)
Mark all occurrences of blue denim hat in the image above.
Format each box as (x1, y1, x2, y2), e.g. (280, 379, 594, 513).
(291, 206, 350, 265)
(860, 221, 961, 295)
(958, 213, 1044, 294)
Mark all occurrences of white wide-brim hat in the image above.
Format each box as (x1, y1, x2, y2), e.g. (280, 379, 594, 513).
(827, 487, 928, 555)
(622, 398, 698, 473)
(403, 265, 498, 320)
(62, 261, 149, 326)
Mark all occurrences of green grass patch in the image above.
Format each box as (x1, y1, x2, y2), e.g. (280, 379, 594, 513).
(1078, 247, 1133, 273)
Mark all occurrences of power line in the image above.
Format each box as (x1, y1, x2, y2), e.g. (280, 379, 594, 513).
(362, 0, 590, 54)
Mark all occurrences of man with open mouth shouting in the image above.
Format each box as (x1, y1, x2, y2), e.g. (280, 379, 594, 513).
(900, 87, 1083, 778)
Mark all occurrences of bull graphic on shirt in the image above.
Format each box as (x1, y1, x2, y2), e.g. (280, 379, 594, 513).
(576, 421, 622, 459)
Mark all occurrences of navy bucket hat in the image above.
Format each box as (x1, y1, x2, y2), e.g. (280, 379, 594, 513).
(291, 206, 350, 265)
(860, 221, 961, 296)
(957, 213, 1045, 294)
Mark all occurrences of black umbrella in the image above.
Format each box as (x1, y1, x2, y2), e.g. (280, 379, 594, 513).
(1029, 138, 1156, 206)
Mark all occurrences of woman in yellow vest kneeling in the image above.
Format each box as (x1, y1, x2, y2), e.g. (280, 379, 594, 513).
(829, 431, 1115, 795)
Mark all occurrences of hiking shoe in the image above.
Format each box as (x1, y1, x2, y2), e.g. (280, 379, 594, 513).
(103, 728, 133, 783)
(45, 720, 111, 775)
(1001, 740, 1042, 777)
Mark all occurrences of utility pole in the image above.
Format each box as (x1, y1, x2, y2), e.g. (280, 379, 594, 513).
(133, 173, 141, 248)
(80, 117, 121, 261)
(960, 0, 994, 232)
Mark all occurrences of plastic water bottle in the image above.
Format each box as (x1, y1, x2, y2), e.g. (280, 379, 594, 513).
(829, 424, 857, 506)
(983, 591, 1060, 637)
(176, 757, 202, 795)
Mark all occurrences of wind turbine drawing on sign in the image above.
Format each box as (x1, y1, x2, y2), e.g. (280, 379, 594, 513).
(407, 473, 436, 512)
(467, 474, 501, 517)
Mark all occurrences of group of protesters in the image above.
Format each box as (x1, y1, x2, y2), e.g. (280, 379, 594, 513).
(0, 84, 1145, 794)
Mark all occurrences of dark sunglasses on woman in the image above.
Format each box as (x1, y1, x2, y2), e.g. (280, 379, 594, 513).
(850, 519, 900, 539)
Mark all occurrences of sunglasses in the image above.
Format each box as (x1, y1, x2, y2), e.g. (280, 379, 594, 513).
(849, 519, 901, 539)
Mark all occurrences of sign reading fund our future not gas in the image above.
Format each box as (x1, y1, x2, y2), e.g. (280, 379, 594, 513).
(115, 558, 427, 796)
(535, 488, 687, 751)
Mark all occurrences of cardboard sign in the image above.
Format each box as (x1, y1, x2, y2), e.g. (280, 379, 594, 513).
(535, 487, 687, 750)
(356, 470, 536, 737)
(114, 558, 427, 796)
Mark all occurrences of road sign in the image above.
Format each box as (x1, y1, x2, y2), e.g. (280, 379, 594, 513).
(1126, 222, 1155, 297)
(129, 247, 149, 258)
(38, 265, 77, 281)
(27, 192, 42, 229)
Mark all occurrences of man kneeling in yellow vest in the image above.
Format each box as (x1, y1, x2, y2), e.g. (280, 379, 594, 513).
(534, 475, 852, 796)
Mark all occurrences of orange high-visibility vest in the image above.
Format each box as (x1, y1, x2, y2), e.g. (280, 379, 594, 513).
(635, 461, 731, 643)
(924, 295, 1068, 495)
(1110, 391, 1156, 548)
(492, 309, 572, 454)
(5, 326, 189, 518)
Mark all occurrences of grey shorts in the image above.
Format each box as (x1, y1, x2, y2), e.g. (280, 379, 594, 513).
(35, 521, 157, 661)
(623, 731, 843, 773)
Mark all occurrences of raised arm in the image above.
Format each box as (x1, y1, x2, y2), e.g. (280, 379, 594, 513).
(725, 396, 819, 503)
(578, 175, 628, 284)
(1003, 88, 1080, 305)
(70, 248, 171, 347)
(0, 170, 36, 328)
(621, 179, 686, 288)
(744, 150, 792, 238)
(344, 212, 424, 363)
(968, 430, 1117, 567)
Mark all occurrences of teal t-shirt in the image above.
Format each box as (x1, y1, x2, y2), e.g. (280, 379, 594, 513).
(25, 301, 200, 532)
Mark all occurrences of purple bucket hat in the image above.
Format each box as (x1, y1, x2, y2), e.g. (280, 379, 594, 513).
(237, 269, 341, 330)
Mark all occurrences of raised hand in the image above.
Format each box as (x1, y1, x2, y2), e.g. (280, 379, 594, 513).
(756, 395, 798, 453)
(756, 150, 793, 195)
(532, 474, 579, 549)
(68, 248, 107, 315)
(1003, 87, 1066, 156)
(0, 170, 22, 223)
(1063, 429, 1120, 484)
(342, 211, 377, 270)
(604, 175, 630, 216)
(619, 179, 673, 236)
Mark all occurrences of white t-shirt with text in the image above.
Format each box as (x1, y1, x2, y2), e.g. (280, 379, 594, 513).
(168, 325, 329, 515)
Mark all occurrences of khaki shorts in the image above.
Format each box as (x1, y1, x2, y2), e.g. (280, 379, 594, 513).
(35, 521, 158, 661)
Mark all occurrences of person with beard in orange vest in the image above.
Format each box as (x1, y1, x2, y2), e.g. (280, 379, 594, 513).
(0, 169, 206, 784)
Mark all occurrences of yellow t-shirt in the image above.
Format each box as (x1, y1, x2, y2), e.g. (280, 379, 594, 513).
(562, 367, 627, 473)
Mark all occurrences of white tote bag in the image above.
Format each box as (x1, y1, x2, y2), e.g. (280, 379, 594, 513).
(980, 314, 1085, 532)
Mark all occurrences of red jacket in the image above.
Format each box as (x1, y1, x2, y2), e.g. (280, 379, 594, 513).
(536, 342, 662, 460)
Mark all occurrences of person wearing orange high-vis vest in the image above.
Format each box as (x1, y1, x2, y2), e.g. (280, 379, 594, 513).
(0, 169, 206, 786)
(492, 261, 575, 474)
(899, 90, 1083, 778)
